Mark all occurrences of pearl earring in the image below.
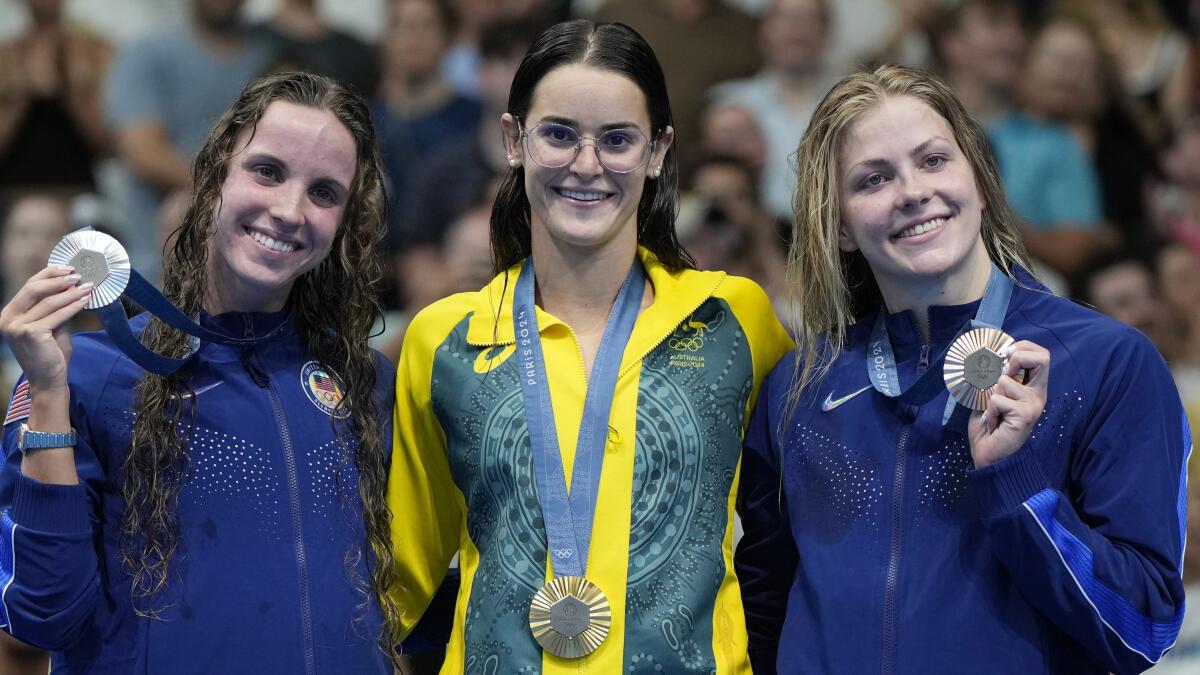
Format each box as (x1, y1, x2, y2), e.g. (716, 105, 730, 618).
(652, 167, 661, 178)
(508, 157, 520, 168)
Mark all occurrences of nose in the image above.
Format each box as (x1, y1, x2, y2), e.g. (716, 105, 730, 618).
(569, 139, 604, 178)
(268, 183, 306, 228)
(895, 172, 932, 213)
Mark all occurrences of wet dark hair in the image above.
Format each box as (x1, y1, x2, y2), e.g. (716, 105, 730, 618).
(490, 19, 693, 272)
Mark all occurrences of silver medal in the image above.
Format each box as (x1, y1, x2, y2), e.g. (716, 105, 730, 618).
(48, 230, 131, 309)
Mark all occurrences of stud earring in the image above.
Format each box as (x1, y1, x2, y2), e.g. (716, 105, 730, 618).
(652, 167, 661, 178)
(508, 156, 520, 168)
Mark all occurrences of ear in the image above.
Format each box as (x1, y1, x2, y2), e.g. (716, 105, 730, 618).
(837, 223, 859, 253)
(647, 125, 674, 179)
(500, 113, 523, 167)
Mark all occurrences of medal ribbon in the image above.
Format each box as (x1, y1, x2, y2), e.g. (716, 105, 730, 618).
(865, 264, 1014, 422)
(93, 268, 290, 376)
(514, 258, 645, 578)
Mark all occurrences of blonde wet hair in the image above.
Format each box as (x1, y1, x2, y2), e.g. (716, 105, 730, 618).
(785, 64, 1031, 406)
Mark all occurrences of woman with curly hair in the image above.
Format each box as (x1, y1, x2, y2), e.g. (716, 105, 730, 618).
(0, 71, 400, 673)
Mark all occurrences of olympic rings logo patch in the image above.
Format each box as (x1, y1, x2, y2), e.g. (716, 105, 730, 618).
(668, 319, 709, 352)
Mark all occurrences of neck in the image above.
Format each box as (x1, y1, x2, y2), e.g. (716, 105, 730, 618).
(204, 262, 289, 315)
(877, 245, 994, 342)
(530, 239, 639, 337)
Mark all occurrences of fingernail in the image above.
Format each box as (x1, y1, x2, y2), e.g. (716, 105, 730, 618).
(65, 274, 81, 283)
(79, 282, 94, 289)
(57, 265, 74, 272)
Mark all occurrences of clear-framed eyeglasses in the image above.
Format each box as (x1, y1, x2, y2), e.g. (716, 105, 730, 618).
(518, 120, 656, 174)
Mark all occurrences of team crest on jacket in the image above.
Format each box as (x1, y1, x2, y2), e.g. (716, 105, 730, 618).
(301, 361, 349, 418)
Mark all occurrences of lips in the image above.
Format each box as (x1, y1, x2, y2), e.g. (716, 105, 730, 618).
(894, 215, 948, 239)
(246, 227, 300, 253)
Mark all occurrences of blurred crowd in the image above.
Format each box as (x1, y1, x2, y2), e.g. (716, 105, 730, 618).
(1, 0, 1199, 670)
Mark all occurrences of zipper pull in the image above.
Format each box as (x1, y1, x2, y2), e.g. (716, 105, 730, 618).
(919, 344, 930, 369)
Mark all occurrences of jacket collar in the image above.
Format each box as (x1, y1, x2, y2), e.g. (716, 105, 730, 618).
(466, 247, 726, 368)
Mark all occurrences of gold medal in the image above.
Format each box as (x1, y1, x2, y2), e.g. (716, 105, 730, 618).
(528, 576, 611, 658)
(48, 230, 130, 310)
(943, 327, 1015, 411)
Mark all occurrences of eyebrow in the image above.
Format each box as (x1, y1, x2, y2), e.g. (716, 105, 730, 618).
(535, 115, 646, 133)
(847, 136, 953, 173)
(245, 152, 349, 194)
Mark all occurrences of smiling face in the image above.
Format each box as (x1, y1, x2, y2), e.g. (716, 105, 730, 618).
(838, 95, 991, 307)
(502, 63, 672, 257)
(207, 100, 357, 313)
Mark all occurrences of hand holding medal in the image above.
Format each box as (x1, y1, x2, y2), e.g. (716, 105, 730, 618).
(962, 338, 1050, 469)
(41, 228, 288, 376)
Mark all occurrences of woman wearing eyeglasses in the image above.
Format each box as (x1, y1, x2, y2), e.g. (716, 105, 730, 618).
(386, 20, 791, 674)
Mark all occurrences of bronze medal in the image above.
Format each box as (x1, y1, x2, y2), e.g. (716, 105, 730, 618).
(528, 575, 611, 658)
(943, 327, 1016, 411)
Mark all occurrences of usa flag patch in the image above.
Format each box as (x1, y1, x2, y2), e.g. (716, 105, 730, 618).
(4, 380, 31, 426)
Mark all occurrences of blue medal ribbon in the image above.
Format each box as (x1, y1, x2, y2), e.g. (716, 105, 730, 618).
(94, 268, 289, 376)
(865, 264, 1014, 423)
(514, 258, 645, 578)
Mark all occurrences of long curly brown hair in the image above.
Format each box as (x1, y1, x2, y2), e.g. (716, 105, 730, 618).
(120, 72, 401, 647)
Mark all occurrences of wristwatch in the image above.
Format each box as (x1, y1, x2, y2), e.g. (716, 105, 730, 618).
(16, 424, 76, 453)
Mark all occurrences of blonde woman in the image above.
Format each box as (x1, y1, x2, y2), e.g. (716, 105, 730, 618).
(736, 65, 1189, 674)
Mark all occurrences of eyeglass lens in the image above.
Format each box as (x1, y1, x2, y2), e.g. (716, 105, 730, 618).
(524, 123, 651, 173)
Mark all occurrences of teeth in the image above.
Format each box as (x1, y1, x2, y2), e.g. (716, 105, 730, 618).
(896, 217, 946, 239)
(249, 229, 297, 253)
(559, 188, 607, 202)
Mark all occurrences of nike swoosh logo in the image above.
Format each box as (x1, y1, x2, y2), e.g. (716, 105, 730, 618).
(172, 381, 223, 399)
(821, 385, 872, 412)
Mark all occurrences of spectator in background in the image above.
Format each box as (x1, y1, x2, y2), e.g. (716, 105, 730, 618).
(1158, 242, 1200, 374)
(594, 0, 761, 171)
(250, 0, 380, 96)
(1149, 110, 1200, 257)
(0, 193, 74, 413)
(1018, 12, 1157, 246)
(685, 154, 788, 310)
(698, 101, 769, 181)
(864, 0, 945, 69)
(105, 0, 275, 278)
(1065, 0, 1193, 142)
(374, 0, 482, 253)
(984, 13, 1108, 278)
(933, 0, 1027, 125)
(404, 18, 543, 249)
(442, 0, 550, 96)
(710, 0, 840, 221)
(1072, 250, 1176, 358)
(0, 0, 111, 194)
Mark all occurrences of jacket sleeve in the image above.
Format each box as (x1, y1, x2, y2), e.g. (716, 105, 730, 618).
(386, 313, 466, 641)
(0, 376, 105, 651)
(735, 360, 798, 675)
(967, 332, 1188, 674)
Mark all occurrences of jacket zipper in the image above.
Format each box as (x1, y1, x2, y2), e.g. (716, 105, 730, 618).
(616, 280, 721, 380)
(880, 342, 929, 675)
(249, 355, 317, 675)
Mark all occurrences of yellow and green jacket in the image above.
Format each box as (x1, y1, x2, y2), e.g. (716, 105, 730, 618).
(388, 248, 792, 673)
